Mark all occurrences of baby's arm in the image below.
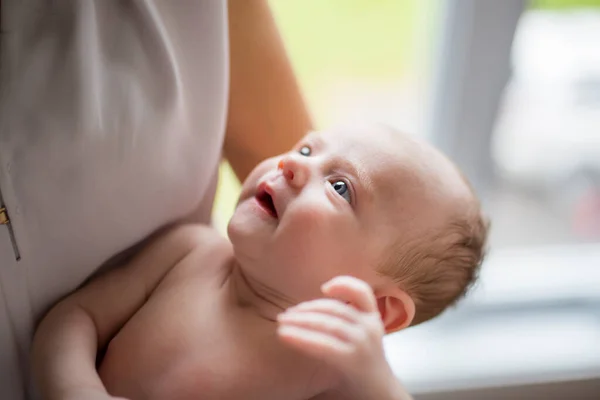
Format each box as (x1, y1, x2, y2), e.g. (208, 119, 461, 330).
(31, 225, 210, 400)
(277, 276, 413, 400)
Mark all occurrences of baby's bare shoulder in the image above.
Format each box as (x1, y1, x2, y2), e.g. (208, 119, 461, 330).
(169, 223, 228, 247)
(163, 224, 231, 260)
(164, 224, 233, 280)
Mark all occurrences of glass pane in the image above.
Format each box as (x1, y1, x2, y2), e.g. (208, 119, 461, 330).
(385, 3, 600, 395)
(490, 4, 600, 248)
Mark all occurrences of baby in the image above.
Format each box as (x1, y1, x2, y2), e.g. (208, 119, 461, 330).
(32, 124, 488, 400)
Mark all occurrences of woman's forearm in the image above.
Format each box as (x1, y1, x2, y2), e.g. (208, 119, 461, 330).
(31, 226, 205, 399)
(31, 302, 108, 400)
(225, 0, 313, 182)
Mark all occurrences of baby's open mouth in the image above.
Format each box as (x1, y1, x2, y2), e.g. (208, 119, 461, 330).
(256, 188, 278, 219)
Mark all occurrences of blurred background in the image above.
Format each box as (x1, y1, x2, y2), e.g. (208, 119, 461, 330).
(214, 0, 600, 398)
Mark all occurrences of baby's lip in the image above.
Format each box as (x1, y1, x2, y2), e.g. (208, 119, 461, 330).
(255, 181, 279, 219)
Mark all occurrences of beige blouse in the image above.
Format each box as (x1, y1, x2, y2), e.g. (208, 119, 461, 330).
(0, 1, 229, 398)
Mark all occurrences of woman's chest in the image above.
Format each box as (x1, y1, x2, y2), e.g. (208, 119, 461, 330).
(0, 0, 229, 327)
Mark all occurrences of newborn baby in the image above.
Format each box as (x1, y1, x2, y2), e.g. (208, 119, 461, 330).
(32, 124, 488, 400)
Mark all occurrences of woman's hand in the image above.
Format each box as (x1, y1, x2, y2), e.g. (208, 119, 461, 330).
(60, 388, 129, 400)
(32, 226, 206, 400)
(277, 276, 407, 398)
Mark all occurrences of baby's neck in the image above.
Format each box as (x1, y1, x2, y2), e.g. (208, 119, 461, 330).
(228, 261, 296, 322)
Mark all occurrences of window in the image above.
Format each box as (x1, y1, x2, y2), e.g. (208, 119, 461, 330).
(212, 2, 600, 394)
(491, 3, 600, 248)
(210, 1, 600, 396)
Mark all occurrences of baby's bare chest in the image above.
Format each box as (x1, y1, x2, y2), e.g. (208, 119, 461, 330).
(99, 259, 327, 399)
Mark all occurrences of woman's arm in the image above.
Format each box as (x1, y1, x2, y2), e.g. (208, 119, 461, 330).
(225, 0, 313, 182)
(31, 225, 209, 400)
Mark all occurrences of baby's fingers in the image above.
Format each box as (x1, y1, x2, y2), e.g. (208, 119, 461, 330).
(321, 276, 377, 313)
(277, 325, 351, 362)
(278, 311, 356, 342)
(288, 298, 360, 323)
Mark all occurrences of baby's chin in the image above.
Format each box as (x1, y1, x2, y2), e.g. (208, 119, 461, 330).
(226, 212, 279, 267)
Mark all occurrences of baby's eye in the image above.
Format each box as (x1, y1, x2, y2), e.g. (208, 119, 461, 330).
(299, 145, 311, 157)
(330, 180, 351, 203)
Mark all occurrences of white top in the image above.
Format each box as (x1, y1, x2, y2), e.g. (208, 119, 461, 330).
(0, 1, 229, 398)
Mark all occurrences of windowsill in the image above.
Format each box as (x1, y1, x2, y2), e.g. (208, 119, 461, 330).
(383, 243, 600, 394)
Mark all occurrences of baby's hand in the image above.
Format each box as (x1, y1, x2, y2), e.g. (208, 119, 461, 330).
(277, 276, 394, 392)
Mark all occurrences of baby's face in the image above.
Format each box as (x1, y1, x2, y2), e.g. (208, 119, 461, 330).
(228, 125, 469, 303)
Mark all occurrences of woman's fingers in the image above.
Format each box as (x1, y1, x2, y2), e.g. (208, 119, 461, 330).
(321, 276, 377, 313)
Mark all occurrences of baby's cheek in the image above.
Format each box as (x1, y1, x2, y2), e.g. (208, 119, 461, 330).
(299, 213, 356, 252)
(279, 205, 330, 244)
(288, 203, 337, 235)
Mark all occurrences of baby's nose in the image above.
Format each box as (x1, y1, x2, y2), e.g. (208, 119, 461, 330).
(278, 159, 293, 180)
(278, 155, 309, 188)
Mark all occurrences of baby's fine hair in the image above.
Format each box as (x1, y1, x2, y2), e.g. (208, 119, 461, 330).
(378, 181, 489, 326)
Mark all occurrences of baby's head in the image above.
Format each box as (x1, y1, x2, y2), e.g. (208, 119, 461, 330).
(228, 124, 488, 331)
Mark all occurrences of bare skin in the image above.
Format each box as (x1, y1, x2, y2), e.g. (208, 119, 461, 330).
(33, 126, 473, 400)
(97, 230, 335, 400)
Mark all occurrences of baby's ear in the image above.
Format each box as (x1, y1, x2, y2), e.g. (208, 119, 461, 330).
(375, 286, 415, 334)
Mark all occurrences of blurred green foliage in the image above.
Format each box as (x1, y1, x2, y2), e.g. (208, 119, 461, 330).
(268, 0, 429, 85)
(213, 0, 600, 233)
(532, 0, 600, 8)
